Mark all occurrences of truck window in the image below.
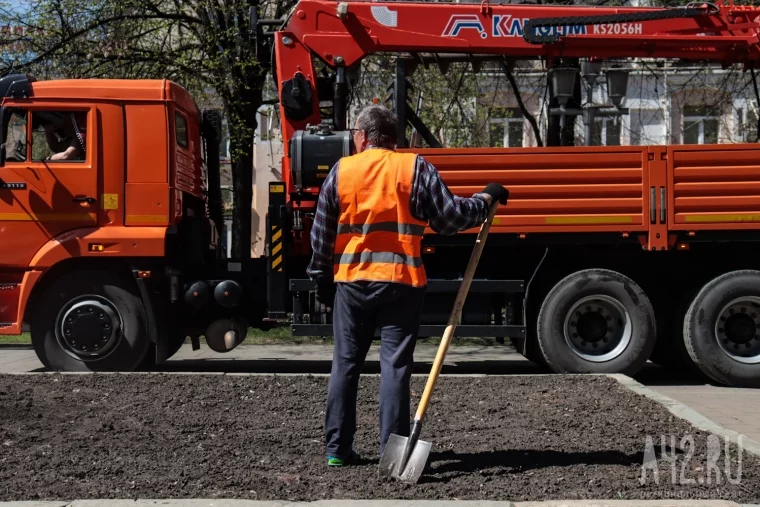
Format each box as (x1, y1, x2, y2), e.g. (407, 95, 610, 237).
(31, 110, 87, 162)
(175, 112, 188, 149)
(3, 109, 28, 162)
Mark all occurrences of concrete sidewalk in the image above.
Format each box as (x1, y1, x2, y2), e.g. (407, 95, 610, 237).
(0, 499, 757, 506)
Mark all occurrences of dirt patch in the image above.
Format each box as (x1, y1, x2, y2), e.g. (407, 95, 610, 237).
(0, 373, 758, 502)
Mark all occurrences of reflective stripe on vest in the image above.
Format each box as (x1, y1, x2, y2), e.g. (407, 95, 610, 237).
(334, 148, 428, 287)
(336, 222, 426, 236)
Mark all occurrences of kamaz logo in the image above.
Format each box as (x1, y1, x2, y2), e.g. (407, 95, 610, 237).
(493, 15, 587, 37)
(442, 14, 587, 38)
(442, 14, 487, 39)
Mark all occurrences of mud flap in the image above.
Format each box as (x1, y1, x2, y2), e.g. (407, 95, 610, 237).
(132, 271, 167, 365)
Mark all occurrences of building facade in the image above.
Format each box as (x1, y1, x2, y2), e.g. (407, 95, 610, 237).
(478, 62, 758, 149)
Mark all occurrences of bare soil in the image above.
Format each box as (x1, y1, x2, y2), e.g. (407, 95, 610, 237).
(0, 373, 758, 502)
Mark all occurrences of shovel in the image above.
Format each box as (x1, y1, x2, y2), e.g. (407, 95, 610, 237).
(378, 200, 500, 484)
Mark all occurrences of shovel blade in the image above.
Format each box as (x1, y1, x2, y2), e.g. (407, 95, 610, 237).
(378, 432, 432, 484)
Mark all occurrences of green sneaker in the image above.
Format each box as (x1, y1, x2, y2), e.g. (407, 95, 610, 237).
(327, 450, 360, 467)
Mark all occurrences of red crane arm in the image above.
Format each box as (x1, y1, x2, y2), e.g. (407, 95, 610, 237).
(279, 0, 760, 67)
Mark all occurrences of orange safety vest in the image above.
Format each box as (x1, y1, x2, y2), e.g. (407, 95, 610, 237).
(333, 148, 428, 287)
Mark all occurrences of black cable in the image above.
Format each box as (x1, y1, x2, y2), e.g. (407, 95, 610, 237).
(522, 247, 549, 329)
(523, 4, 719, 44)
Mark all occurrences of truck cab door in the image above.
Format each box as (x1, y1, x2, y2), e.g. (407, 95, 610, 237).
(0, 106, 98, 268)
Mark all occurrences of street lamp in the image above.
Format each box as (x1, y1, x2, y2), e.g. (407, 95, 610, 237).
(547, 62, 631, 146)
(550, 66, 578, 106)
(606, 68, 630, 108)
(580, 60, 602, 87)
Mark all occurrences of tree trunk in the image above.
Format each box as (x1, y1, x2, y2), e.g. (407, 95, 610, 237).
(226, 85, 263, 260)
(230, 129, 254, 259)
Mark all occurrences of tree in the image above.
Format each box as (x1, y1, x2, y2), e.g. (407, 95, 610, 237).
(342, 54, 544, 149)
(0, 0, 294, 259)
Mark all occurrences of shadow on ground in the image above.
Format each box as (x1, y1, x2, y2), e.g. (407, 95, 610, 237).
(418, 448, 646, 484)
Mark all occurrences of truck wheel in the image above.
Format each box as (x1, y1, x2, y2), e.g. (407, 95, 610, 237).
(536, 269, 656, 375)
(31, 270, 150, 372)
(683, 270, 760, 387)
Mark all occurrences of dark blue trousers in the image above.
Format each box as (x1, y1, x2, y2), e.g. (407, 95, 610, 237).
(324, 281, 426, 458)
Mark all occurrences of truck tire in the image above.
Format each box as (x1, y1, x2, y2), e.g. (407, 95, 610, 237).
(683, 270, 760, 387)
(31, 270, 150, 372)
(536, 269, 656, 375)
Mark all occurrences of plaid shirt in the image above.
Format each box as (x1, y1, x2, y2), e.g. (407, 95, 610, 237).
(307, 148, 490, 285)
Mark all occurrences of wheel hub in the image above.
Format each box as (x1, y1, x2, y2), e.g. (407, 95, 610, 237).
(564, 295, 632, 363)
(715, 297, 760, 364)
(56, 298, 121, 359)
(576, 312, 608, 342)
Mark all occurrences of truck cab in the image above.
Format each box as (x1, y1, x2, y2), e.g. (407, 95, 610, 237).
(0, 74, 224, 371)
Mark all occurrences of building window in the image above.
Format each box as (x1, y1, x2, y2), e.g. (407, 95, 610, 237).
(590, 117, 621, 146)
(683, 105, 719, 145)
(489, 108, 524, 148)
(737, 105, 759, 143)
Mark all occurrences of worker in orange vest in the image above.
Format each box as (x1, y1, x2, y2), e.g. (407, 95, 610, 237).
(307, 104, 508, 467)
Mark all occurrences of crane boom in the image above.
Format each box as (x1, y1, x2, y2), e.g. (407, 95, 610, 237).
(278, 0, 760, 68)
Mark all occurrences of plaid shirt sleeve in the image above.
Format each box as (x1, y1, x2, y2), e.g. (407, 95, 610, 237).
(411, 155, 490, 235)
(306, 161, 340, 285)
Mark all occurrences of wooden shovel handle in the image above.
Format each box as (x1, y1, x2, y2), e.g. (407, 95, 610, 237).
(414, 201, 499, 422)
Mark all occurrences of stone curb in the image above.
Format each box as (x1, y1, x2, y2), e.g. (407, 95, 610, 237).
(607, 374, 760, 459)
(0, 501, 754, 507)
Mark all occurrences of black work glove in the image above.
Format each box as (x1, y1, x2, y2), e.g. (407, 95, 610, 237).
(482, 183, 509, 205)
(315, 281, 336, 312)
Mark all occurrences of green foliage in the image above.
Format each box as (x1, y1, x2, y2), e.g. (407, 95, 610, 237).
(346, 54, 524, 148)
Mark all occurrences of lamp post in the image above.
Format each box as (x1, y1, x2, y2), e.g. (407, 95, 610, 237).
(606, 68, 630, 108)
(581, 60, 601, 146)
(550, 66, 578, 134)
(581, 60, 602, 87)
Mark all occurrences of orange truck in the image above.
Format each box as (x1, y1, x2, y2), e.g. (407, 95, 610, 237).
(3, 0, 760, 387)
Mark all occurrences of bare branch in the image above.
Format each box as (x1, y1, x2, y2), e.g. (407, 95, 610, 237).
(500, 58, 543, 147)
